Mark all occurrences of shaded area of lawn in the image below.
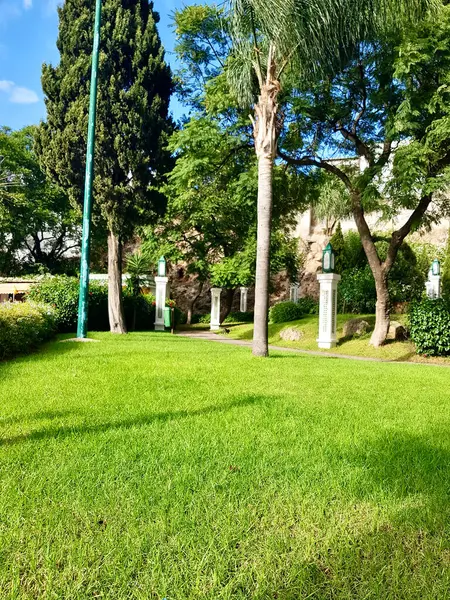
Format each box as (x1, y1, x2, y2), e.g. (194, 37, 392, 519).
(1, 333, 450, 599)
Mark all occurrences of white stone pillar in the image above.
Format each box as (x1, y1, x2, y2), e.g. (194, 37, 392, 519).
(210, 287, 222, 331)
(290, 284, 299, 303)
(317, 273, 341, 349)
(239, 287, 248, 313)
(430, 273, 441, 299)
(154, 276, 168, 331)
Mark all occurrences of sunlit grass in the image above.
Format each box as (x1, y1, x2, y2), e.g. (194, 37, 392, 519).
(222, 313, 450, 363)
(1, 332, 449, 598)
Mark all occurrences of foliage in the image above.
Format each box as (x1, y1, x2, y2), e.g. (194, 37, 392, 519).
(149, 114, 305, 288)
(297, 296, 319, 315)
(26, 276, 157, 333)
(192, 313, 211, 324)
(37, 0, 173, 237)
(223, 311, 254, 323)
(125, 250, 154, 297)
(0, 126, 78, 275)
(409, 298, 450, 356)
(329, 223, 346, 274)
(310, 173, 352, 235)
(441, 232, 450, 299)
(36, 0, 173, 331)
(339, 266, 377, 314)
(0, 301, 56, 360)
(269, 301, 303, 324)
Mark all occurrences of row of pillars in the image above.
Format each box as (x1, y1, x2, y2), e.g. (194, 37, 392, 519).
(153, 275, 249, 332)
(210, 287, 248, 331)
(154, 255, 441, 343)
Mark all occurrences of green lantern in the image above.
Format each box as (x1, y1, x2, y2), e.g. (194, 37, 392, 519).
(157, 256, 166, 277)
(322, 243, 335, 273)
(432, 259, 441, 276)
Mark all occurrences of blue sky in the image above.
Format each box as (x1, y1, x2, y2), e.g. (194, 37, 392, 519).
(0, 0, 195, 130)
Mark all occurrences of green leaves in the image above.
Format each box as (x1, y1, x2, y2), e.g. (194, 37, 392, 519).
(37, 0, 173, 239)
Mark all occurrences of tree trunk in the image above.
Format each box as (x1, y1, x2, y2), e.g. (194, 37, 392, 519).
(107, 230, 127, 334)
(251, 43, 281, 357)
(253, 155, 273, 357)
(220, 288, 236, 324)
(370, 274, 390, 347)
(186, 281, 204, 325)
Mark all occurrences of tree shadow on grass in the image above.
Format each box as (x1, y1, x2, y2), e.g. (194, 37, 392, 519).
(0, 394, 266, 447)
(271, 432, 450, 599)
(298, 432, 450, 598)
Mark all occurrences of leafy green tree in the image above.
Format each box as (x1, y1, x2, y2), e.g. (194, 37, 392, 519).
(144, 115, 304, 323)
(279, 4, 449, 346)
(0, 126, 78, 275)
(36, 0, 173, 333)
(226, 0, 434, 356)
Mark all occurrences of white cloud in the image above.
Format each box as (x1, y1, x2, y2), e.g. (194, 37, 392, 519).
(0, 80, 13, 92)
(0, 80, 39, 104)
(23, 0, 32, 9)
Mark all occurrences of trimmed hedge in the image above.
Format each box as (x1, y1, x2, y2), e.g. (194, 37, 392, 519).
(0, 302, 56, 360)
(409, 298, 450, 356)
(269, 301, 303, 324)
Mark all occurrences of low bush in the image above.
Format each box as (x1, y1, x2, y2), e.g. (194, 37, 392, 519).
(223, 311, 254, 323)
(269, 301, 303, 324)
(297, 296, 319, 315)
(0, 302, 56, 360)
(26, 275, 165, 332)
(409, 298, 450, 356)
(192, 313, 211, 324)
(339, 267, 376, 314)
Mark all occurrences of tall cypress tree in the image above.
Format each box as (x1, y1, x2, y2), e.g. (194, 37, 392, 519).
(36, 0, 173, 333)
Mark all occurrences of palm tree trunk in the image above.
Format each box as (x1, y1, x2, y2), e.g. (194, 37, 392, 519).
(251, 44, 281, 357)
(253, 156, 273, 356)
(107, 229, 127, 334)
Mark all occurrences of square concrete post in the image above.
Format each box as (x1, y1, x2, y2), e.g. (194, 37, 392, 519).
(154, 276, 168, 331)
(290, 284, 299, 303)
(317, 273, 341, 349)
(239, 287, 248, 313)
(210, 287, 222, 331)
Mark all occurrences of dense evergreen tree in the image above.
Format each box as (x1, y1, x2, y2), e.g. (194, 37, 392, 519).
(36, 0, 173, 333)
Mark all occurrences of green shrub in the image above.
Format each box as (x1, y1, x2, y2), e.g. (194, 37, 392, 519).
(297, 296, 319, 315)
(223, 311, 254, 323)
(0, 302, 56, 360)
(27, 276, 109, 332)
(269, 301, 303, 324)
(409, 299, 450, 356)
(27, 276, 159, 332)
(339, 266, 377, 313)
(192, 313, 211, 324)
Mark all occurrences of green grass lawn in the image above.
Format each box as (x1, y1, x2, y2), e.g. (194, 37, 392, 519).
(1, 332, 450, 599)
(221, 313, 449, 363)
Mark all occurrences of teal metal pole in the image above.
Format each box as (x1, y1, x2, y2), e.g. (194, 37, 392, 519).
(77, 0, 102, 338)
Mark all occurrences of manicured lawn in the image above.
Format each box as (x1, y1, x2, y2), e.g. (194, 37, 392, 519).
(1, 332, 450, 599)
(222, 314, 449, 363)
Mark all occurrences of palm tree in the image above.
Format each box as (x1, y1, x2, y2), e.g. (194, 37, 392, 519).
(227, 0, 436, 357)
